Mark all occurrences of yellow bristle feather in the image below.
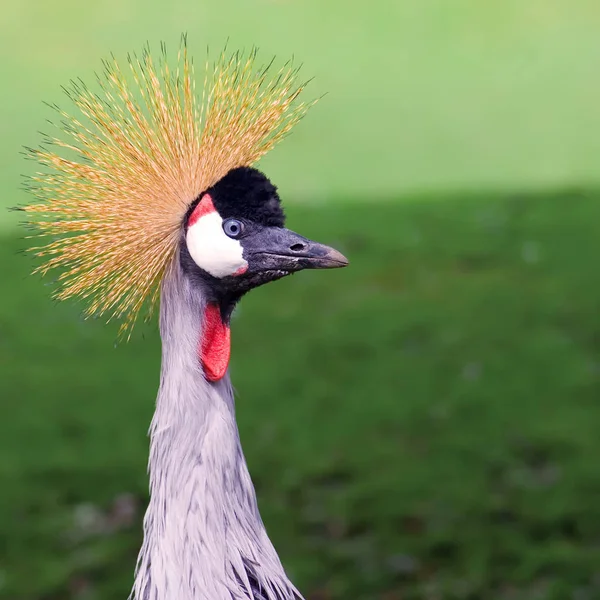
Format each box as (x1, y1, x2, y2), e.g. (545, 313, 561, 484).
(23, 40, 315, 337)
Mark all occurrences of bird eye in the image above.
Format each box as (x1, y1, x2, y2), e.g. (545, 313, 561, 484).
(223, 218, 244, 239)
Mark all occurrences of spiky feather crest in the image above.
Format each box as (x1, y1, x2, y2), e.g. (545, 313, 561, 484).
(23, 41, 314, 335)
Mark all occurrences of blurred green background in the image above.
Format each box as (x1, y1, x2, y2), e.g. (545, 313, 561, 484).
(3, 1, 600, 599)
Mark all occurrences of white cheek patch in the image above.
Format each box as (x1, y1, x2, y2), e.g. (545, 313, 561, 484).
(186, 211, 247, 278)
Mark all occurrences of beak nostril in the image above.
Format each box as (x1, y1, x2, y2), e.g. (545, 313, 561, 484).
(289, 243, 306, 253)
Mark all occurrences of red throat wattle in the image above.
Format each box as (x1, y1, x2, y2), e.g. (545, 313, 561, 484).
(199, 303, 231, 381)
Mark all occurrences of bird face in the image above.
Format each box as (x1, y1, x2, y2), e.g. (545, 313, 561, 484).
(181, 166, 348, 314)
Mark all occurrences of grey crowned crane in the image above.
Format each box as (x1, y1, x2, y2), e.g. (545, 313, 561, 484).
(22, 43, 347, 600)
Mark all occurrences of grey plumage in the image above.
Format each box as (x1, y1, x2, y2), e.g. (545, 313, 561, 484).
(131, 257, 301, 600)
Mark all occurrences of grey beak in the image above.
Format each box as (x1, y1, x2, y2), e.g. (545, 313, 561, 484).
(246, 227, 349, 273)
(292, 240, 349, 269)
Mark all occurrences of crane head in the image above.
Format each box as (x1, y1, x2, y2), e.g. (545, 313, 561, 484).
(22, 41, 335, 339)
(181, 166, 348, 313)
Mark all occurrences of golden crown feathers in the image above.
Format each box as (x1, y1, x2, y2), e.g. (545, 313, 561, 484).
(22, 40, 314, 336)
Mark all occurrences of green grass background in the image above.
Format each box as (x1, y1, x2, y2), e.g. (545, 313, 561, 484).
(2, 1, 600, 599)
(4, 0, 600, 219)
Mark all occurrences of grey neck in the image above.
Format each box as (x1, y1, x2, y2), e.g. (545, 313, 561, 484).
(131, 259, 300, 600)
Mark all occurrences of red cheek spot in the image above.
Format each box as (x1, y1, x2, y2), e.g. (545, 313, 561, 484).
(234, 265, 248, 276)
(199, 303, 231, 382)
(188, 193, 217, 227)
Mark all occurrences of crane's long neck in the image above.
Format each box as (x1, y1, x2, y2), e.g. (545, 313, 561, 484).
(132, 261, 300, 600)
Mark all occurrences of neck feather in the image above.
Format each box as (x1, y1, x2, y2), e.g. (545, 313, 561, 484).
(131, 259, 300, 600)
